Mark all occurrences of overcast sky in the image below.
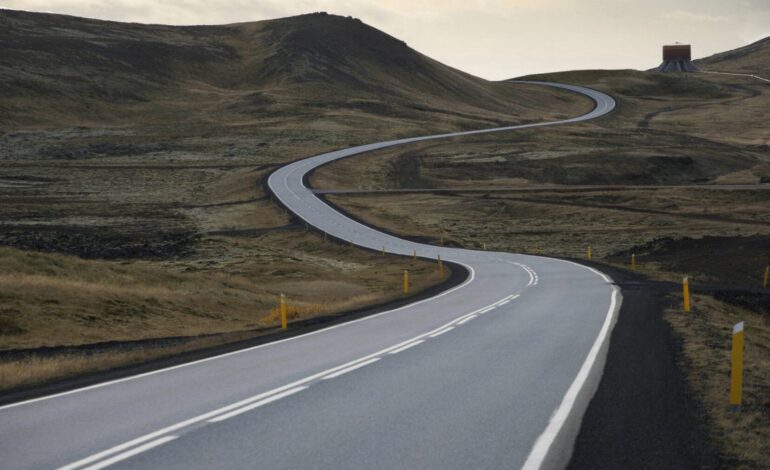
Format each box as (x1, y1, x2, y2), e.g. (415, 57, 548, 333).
(2, 0, 768, 79)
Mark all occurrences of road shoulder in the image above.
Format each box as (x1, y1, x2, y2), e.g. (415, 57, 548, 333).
(567, 262, 723, 469)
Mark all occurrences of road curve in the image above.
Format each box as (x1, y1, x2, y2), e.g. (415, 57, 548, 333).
(0, 82, 619, 470)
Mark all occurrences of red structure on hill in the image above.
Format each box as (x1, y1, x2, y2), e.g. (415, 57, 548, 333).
(657, 44, 699, 72)
(663, 45, 692, 61)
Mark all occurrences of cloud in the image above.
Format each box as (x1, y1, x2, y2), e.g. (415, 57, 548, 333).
(662, 10, 732, 23)
(0, 0, 561, 24)
(1, 1, 766, 80)
(0, 0, 289, 24)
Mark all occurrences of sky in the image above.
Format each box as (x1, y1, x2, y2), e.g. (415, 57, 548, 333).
(2, 0, 768, 79)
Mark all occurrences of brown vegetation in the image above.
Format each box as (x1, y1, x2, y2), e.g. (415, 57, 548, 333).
(312, 71, 769, 192)
(1, 8, 585, 383)
(0, 237, 447, 352)
(0, 332, 258, 391)
(324, 188, 769, 268)
(695, 36, 770, 77)
(0, 240, 449, 390)
(0, 9, 590, 130)
(666, 295, 769, 469)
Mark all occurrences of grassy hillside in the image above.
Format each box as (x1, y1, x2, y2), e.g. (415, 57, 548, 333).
(313, 68, 769, 190)
(0, 9, 588, 129)
(317, 36, 770, 191)
(0, 9, 594, 388)
(695, 36, 770, 77)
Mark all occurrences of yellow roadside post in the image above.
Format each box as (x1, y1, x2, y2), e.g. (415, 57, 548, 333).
(683, 276, 691, 312)
(587, 245, 593, 261)
(631, 253, 636, 271)
(412, 249, 416, 261)
(438, 254, 444, 276)
(349, 239, 353, 248)
(482, 242, 487, 251)
(439, 234, 444, 246)
(403, 270, 409, 295)
(763, 266, 769, 288)
(280, 294, 287, 330)
(381, 246, 385, 255)
(730, 321, 745, 411)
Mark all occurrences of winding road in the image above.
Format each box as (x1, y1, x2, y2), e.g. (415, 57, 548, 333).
(0, 82, 618, 469)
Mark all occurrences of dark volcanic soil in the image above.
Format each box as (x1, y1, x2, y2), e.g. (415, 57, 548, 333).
(0, 225, 198, 259)
(611, 235, 770, 287)
(568, 262, 723, 469)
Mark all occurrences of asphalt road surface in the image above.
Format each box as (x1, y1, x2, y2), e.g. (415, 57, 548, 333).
(0, 82, 619, 470)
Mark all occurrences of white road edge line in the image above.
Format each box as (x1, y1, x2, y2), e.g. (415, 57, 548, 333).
(510, 262, 537, 288)
(388, 340, 424, 355)
(81, 435, 178, 470)
(322, 358, 381, 379)
(208, 387, 307, 422)
(58, 291, 514, 470)
(56, 387, 311, 470)
(521, 286, 620, 470)
(429, 327, 454, 338)
(457, 316, 476, 325)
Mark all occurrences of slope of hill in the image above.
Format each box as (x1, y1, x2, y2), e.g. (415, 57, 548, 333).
(0, 8, 593, 387)
(695, 36, 770, 76)
(0, 9, 588, 129)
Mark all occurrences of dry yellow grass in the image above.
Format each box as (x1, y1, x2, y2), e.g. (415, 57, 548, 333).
(665, 295, 770, 468)
(0, 233, 449, 352)
(311, 72, 770, 193)
(0, 239, 451, 390)
(0, 331, 260, 391)
(696, 36, 770, 79)
(325, 188, 770, 263)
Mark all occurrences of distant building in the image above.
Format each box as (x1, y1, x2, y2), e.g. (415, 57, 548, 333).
(656, 44, 699, 72)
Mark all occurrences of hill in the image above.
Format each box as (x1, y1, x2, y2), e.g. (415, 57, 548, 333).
(694, 36, 770, 77)
(0, 9, 589, 377)
(0, 9, 587, 129)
